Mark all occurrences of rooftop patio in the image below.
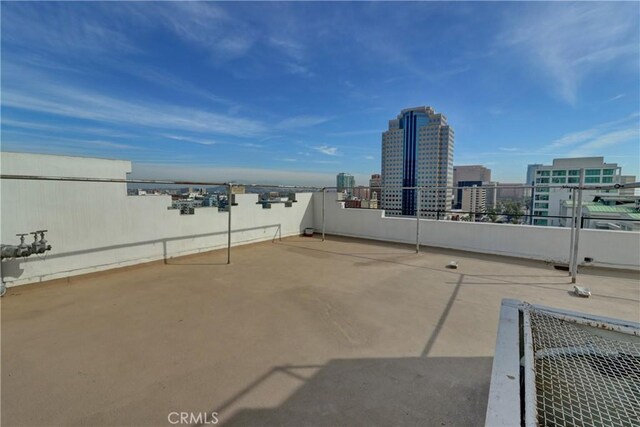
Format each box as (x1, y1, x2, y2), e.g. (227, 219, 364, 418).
(2, 235, 638, 426)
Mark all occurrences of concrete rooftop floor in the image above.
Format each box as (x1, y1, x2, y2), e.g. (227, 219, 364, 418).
(2, 235, 639, 427)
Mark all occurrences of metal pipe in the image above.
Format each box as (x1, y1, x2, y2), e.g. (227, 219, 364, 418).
(322, 188, 326, 242)
(568, 188, 577, 276)
(571, 170, 585, 283)
(3, 175, 637, 192)
(227, 184, 232, 265)
(319, 182, 639, 191)
(0, 174, 229, 186)
(416, 189, 421, 254)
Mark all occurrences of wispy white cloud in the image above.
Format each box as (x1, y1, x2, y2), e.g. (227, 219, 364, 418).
(1, 62, 269, 138)
(607, 94, 625, 102)
(1, 117, 137, 139)
(547, 129, 601, 150)
(111, 62, 235, 107)
(163, 134, 217, 146)
(277, 115, 331, 129)
(1, 2, 138, 55)
(3, 86, 268, 138)
(364, 155, 375, 160)
(313, 145, 339, 156)
(135, 2, 254, 61)
(329, 129, 381, 137)
(545, 112, 639, 151)
(498, 3, 639, 104)
(568, 128, 639, 157)
(2, 130, 142, 151)
(498, 147, 518, 152)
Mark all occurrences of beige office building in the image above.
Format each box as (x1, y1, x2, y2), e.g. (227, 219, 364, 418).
(381, 106, 454, 218)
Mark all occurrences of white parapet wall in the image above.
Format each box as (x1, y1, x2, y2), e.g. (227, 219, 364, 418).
(2, 153, 638, 288)
(0, 153, 314, 287)
(312, 191, 640, 270)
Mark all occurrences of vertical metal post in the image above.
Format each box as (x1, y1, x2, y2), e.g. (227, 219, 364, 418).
(571, 170, 585, 283)
(322, 188, 326, 242)
(470, 185, 476, 222)
(568, 188, 577, 275)
(528, 183, 535, 225)
(227, 183, 232, 265)
(416, 189, 421, 254)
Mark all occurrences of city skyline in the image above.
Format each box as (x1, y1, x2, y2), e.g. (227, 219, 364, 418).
(1, 2, 639, 185)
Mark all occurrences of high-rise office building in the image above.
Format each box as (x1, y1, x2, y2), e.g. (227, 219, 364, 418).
(452, 165, 491, 209)
(381, 106, 454, 218)
(336, 173, 355, 195)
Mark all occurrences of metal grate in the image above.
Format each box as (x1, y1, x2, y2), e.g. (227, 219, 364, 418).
(527, 307, 640, 426)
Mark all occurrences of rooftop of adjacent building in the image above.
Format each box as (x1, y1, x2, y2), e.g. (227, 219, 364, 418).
(2, 235, 639, 426)
(546, 157, 617, 168)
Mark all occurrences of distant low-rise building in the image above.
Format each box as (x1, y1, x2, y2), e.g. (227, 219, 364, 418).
(344, 199, 361, 209)
(361, 199, 378, 209)
(532, 157, 622, 226)
(461, 186, 486, 217)
(560, 197, 640, 231)
(353, 186, 370, 200)
(453, 165, 491, 209)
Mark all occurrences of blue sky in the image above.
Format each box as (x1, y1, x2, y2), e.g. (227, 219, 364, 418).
(2, 2, 639, 185)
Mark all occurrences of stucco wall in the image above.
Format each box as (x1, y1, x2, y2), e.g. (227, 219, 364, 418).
(1, 153, 314, 286)
(2, 153, 637, 288)
(313, 191, 640, 270)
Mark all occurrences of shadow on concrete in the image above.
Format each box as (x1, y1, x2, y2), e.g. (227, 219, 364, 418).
(197, 271, 489, 427)
(422, 274, 464, 357)
(206, 356, 491, 427)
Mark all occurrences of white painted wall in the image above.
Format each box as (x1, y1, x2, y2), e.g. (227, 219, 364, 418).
(1, 153, 314, 286)
(313, 191, 640, 270)
(1, 153, 637, 288)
